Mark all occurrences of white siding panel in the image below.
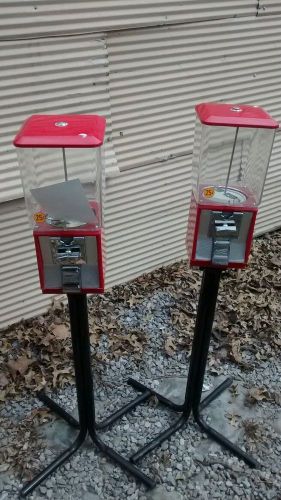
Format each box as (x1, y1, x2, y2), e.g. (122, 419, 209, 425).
(107, 16, 281, 171)
(0, 199, 52, 327)
(105, 156, 191, 282)
(256, 131, 281, 235)
(0, 2, 255, 40)
(2, 7, 281, 328)
(0, 35, 115, 203)
(107, 16, 281, 238)
(258, 1, 281, 16)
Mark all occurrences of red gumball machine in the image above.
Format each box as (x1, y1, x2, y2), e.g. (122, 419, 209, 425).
(121, 103, 280, 476)
(14, 114, 106, 294)
(187, 102, 279, 268)
(13, 115, 156, 497)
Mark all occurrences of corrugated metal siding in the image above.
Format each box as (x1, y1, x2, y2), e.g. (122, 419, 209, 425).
(0, 199, 52, 326)
(1, 5, 281, 328)
(0, 34, 115, 203)
(105, 155, 191, 285)
(107, 16, 281, 170)
(256, 131, 281, 235)
(258, 1, 281, 16)
(107, 15, 281, 238)
(0, 1, 256, 40)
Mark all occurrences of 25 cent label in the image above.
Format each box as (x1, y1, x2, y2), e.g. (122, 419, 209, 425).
(34, 212, 46, 223)
(203, 187, 215, 199)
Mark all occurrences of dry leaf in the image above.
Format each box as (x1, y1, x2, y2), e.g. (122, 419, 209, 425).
(246, 387, 272, 405)
(53, 367, 72, 387)
(226, 412, 241, 428)
(0, 372, 9, 388)
(242, 420, 262, 441)
(230, 339, 242, 363)
(229, 384, 239, 398)
(0, 390, 6, 401)
(51, 323, 69, 340)
(165, 336, 176, 357)
(7, 356, 35, 377)
(230, 339, 250, 368)
(90, 332, 100, 346)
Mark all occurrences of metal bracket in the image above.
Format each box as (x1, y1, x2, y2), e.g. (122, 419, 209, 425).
(210, 211, 242, 238)
(51, 237, 86, 265)
(61, 266, 81, 293)
(210, 211, 242, 265)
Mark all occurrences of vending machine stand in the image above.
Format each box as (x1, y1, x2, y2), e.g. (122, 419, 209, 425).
(22, 270, 259, 498)
(127, 268, 259, 467)
(21, 294, 156, 497)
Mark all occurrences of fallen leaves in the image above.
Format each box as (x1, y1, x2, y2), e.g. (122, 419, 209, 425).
(0, 390, 6, 401)
(242, 419, 263, 442)
(246, 387, 273, 405)
(108, 331, 146, 359)
(8, 356, 35, 377)
(52, 367, 72, 387)
(226, 412, 241, 428)
(165, 336, 177, 357)
(245, 387, 277, 406)
(0, 229, 280, 402)
(51, 323, 69, 340)
(0, 407, 54, 478)
(0, 372, 9, 387)
(229, 339, 250, 369)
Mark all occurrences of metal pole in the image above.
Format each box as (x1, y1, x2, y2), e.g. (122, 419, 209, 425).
(188, 268, 222, 411)
(224, 127, 239, 194)
(191, 270, 259, 468)
(73, 295, 155, 488)
(62, 147, 68, 181)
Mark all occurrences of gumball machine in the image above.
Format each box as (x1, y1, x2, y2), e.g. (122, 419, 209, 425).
(124, 103, 279, 479)
(187, 102, 278, 268)
(14, 114, 106, 294)
(13, 115, 155, 497)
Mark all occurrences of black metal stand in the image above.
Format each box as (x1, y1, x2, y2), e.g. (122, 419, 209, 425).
(21, 269, 259, 497)
(21, 294, 155, 497)
(128, 268, 259, 468)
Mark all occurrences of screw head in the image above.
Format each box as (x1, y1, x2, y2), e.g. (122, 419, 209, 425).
(55, 121, 68, 127)
(230, 106, 241, 112)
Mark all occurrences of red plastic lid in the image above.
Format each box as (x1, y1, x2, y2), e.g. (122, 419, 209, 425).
(195, 102, 279, 129)
(13, 114, 106, 148)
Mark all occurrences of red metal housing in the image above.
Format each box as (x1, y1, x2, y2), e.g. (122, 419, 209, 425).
(196, 103, 279, 129)
(13, 114, 106, 148)
(34, 224, 105, 294)
(186, 193, 257, 269)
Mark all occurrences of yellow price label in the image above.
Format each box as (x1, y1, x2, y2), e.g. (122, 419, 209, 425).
(34, 212, 46, 223)
(203, 187, 215, 199)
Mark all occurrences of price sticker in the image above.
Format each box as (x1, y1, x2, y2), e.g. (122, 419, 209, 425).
(203, 187, 215, 199)
(34, 212, 46, 223)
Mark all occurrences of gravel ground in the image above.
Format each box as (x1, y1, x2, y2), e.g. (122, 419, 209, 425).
(0, 234, 281, 499)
